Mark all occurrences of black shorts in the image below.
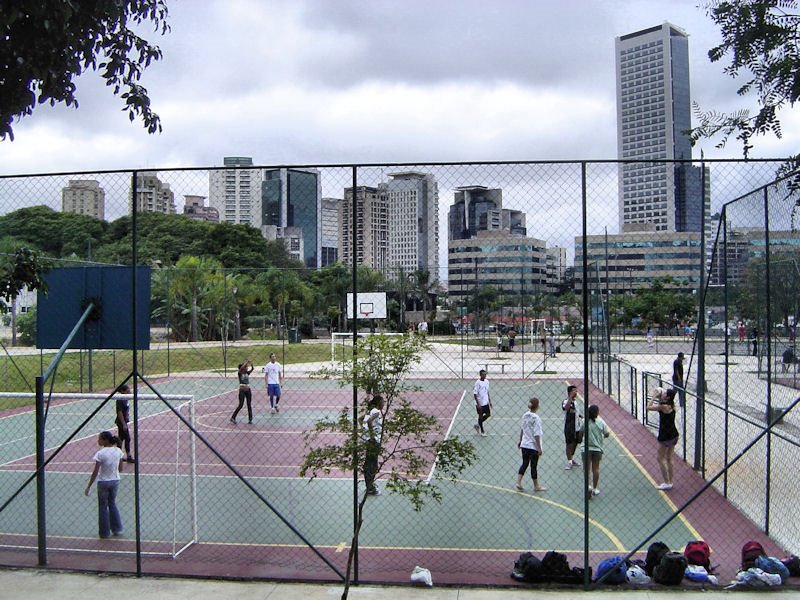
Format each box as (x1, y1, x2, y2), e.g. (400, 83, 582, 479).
(476, 404, 491, 418)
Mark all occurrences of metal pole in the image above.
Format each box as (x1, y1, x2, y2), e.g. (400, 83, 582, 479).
(131, 171, 143, 575)
(35, 375, 46, 565)
(351, 167, 360, 583)
(763, 185, 773, 535)
(694, 163, 706, 472)
(580, 163, 590, 589)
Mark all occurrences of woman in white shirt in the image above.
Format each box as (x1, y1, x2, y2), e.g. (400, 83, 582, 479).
(515, 397, 547, 492)
(84, 430, 125, 538)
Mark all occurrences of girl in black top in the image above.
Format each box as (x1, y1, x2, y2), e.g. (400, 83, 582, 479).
(231, 361, 254, 424)
(647, 388, 678, 490)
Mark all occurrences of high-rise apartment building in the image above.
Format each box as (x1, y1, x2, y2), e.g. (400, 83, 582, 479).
(340, 186, 388, 271)
(62, 180, 105, 220)
(134, 172, 176, 214)
(383, 171, 439, 280)
(262, 168, 321, 268)
(615, 22, 709, 233)
(320, 197, 341, 267)
(208, 157, 263, 226)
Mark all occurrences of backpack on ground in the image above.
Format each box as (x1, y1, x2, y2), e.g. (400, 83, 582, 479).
(684, 540, 711, 571)
(654, 551, 687, 586)
(741, 540, 766, 570)
(782, 555, 800, 577)
(645, 541, 669, 576)
(541, 550, 571, 581)
(594, 555, 627, 584)
(755, 555, 790, 583)
(512, 552, 543, 583)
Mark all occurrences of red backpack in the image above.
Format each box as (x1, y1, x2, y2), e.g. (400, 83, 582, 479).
(684, 540, 711, 571)
(741, 540, 765, 570)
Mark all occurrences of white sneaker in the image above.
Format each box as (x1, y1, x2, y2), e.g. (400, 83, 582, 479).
(592, 489, 600, 496)
(656, 483, 673, 490)
(480, 431, 488, 437)
(270, 407, 276, 414)
(565, 461, 573, 470)
(571, 459, 581, 467)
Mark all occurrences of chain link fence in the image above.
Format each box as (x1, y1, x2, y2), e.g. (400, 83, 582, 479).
(0, 159, 798, 588)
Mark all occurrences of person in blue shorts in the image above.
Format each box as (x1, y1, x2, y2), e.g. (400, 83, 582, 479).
(264, 352, 283, 413)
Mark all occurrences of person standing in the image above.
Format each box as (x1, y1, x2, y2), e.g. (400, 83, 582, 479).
(84, 430, 125, 538)
(417, 321, 428, 336)
(647, 387, 679, 490)
(646, 327, 654, 347)
(515, 397, 547, 492)
(546, 330, 556, 357)
(581, 404, 610, 497)
(363, 395, 384, 496)
(114, 384, 135, 463)
(264, 352, 283, 413)
(751, 327, 759, 357)
(738, 321, 746, 342)
(672, 352, 686, 408)
(508, 328, 516, 351)
(562, 384, 582, 469)
(473, 369, 492, 437)
(231, 360, 254, 424)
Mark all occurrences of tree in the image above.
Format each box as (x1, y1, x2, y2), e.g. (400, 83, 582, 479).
(0, 247, 49, 313)
(301, 334, 477, 599)
(1, 1, 170, 140)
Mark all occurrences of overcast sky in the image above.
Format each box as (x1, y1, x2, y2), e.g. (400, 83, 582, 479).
(2, 0, 798, 176)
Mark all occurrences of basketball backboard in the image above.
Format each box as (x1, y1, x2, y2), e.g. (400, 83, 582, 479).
(37, 266, 151, 350)
(346, 292, 387, 319)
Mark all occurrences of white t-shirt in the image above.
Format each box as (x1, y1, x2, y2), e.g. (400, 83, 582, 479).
(520, 412, 543, 451)
(265, 361, 282, 385)
(93, 446, 124, 482)
(473, 379, 490, 406)
(363, 407, 383, 441)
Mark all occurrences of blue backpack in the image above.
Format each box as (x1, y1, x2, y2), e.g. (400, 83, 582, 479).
(595, 556, 627, 584)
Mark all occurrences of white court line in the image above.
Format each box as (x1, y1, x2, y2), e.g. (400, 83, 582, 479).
(424, 389, 467, 484)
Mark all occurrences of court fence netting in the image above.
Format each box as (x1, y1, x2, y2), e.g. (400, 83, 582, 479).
(0, 159, 799, 590)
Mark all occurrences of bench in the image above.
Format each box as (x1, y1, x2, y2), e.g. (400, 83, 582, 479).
(483, 362, 506, 374)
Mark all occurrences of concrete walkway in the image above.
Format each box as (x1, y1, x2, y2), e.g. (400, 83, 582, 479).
(4, 567, 798, 599)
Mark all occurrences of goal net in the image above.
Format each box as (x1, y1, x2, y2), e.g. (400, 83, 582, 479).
(0, 391, 197, 559)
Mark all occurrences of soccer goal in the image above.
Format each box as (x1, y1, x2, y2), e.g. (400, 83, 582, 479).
(0, 391, 197, 559)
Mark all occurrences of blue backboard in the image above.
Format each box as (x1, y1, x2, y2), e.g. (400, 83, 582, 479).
(37, 266, 151, 350)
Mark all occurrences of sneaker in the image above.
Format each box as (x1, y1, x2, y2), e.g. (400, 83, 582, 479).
(570, 459, 581, 467)
(473, 424, 480, 434)
(533, 486, 548, 492)
(125, 456, 136, 463)
(366, 487, 381, 496)
(515, 484, 525, 492)
(112, 531, 123, 537)
(229, 417, 236, 424)
(480, 431, 488, 437)
(565, 461, 573, 470)
(656, 482, 672, 490)
(275, 405, 280, 413)
(592, 489, 600, 496)
(270, 407, 276, 414)
(248, 420, 253, 424)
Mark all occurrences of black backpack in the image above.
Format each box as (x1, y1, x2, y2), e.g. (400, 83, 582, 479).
(512, 552, 543, 582)
(654, 551, 687, 586)
(645, 541, 669, 576)
(541, 550, 571, 581)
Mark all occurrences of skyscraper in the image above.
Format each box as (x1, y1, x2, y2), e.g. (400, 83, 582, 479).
(340, 186, 388, 271)
(262, 168, 322, 269)
(208, 157, 263, 226)
(383, 171, 439, 280)
(62, 180, 105, 220)
(134, 172, 176, 214)
(615, 22, 709, 233)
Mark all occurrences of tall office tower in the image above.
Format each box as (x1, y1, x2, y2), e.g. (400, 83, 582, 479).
(62, 180, 105, 220)
(262, 168, 321, 268)
(383, 171, 439, 280)
(615, 22, 709, 233)
(134, 172, 176, 214)
(320, 197, 341, 267)
(339, 186, 388, 271)
(208, 157, 263, 226)
(447, 186, 504, 241)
